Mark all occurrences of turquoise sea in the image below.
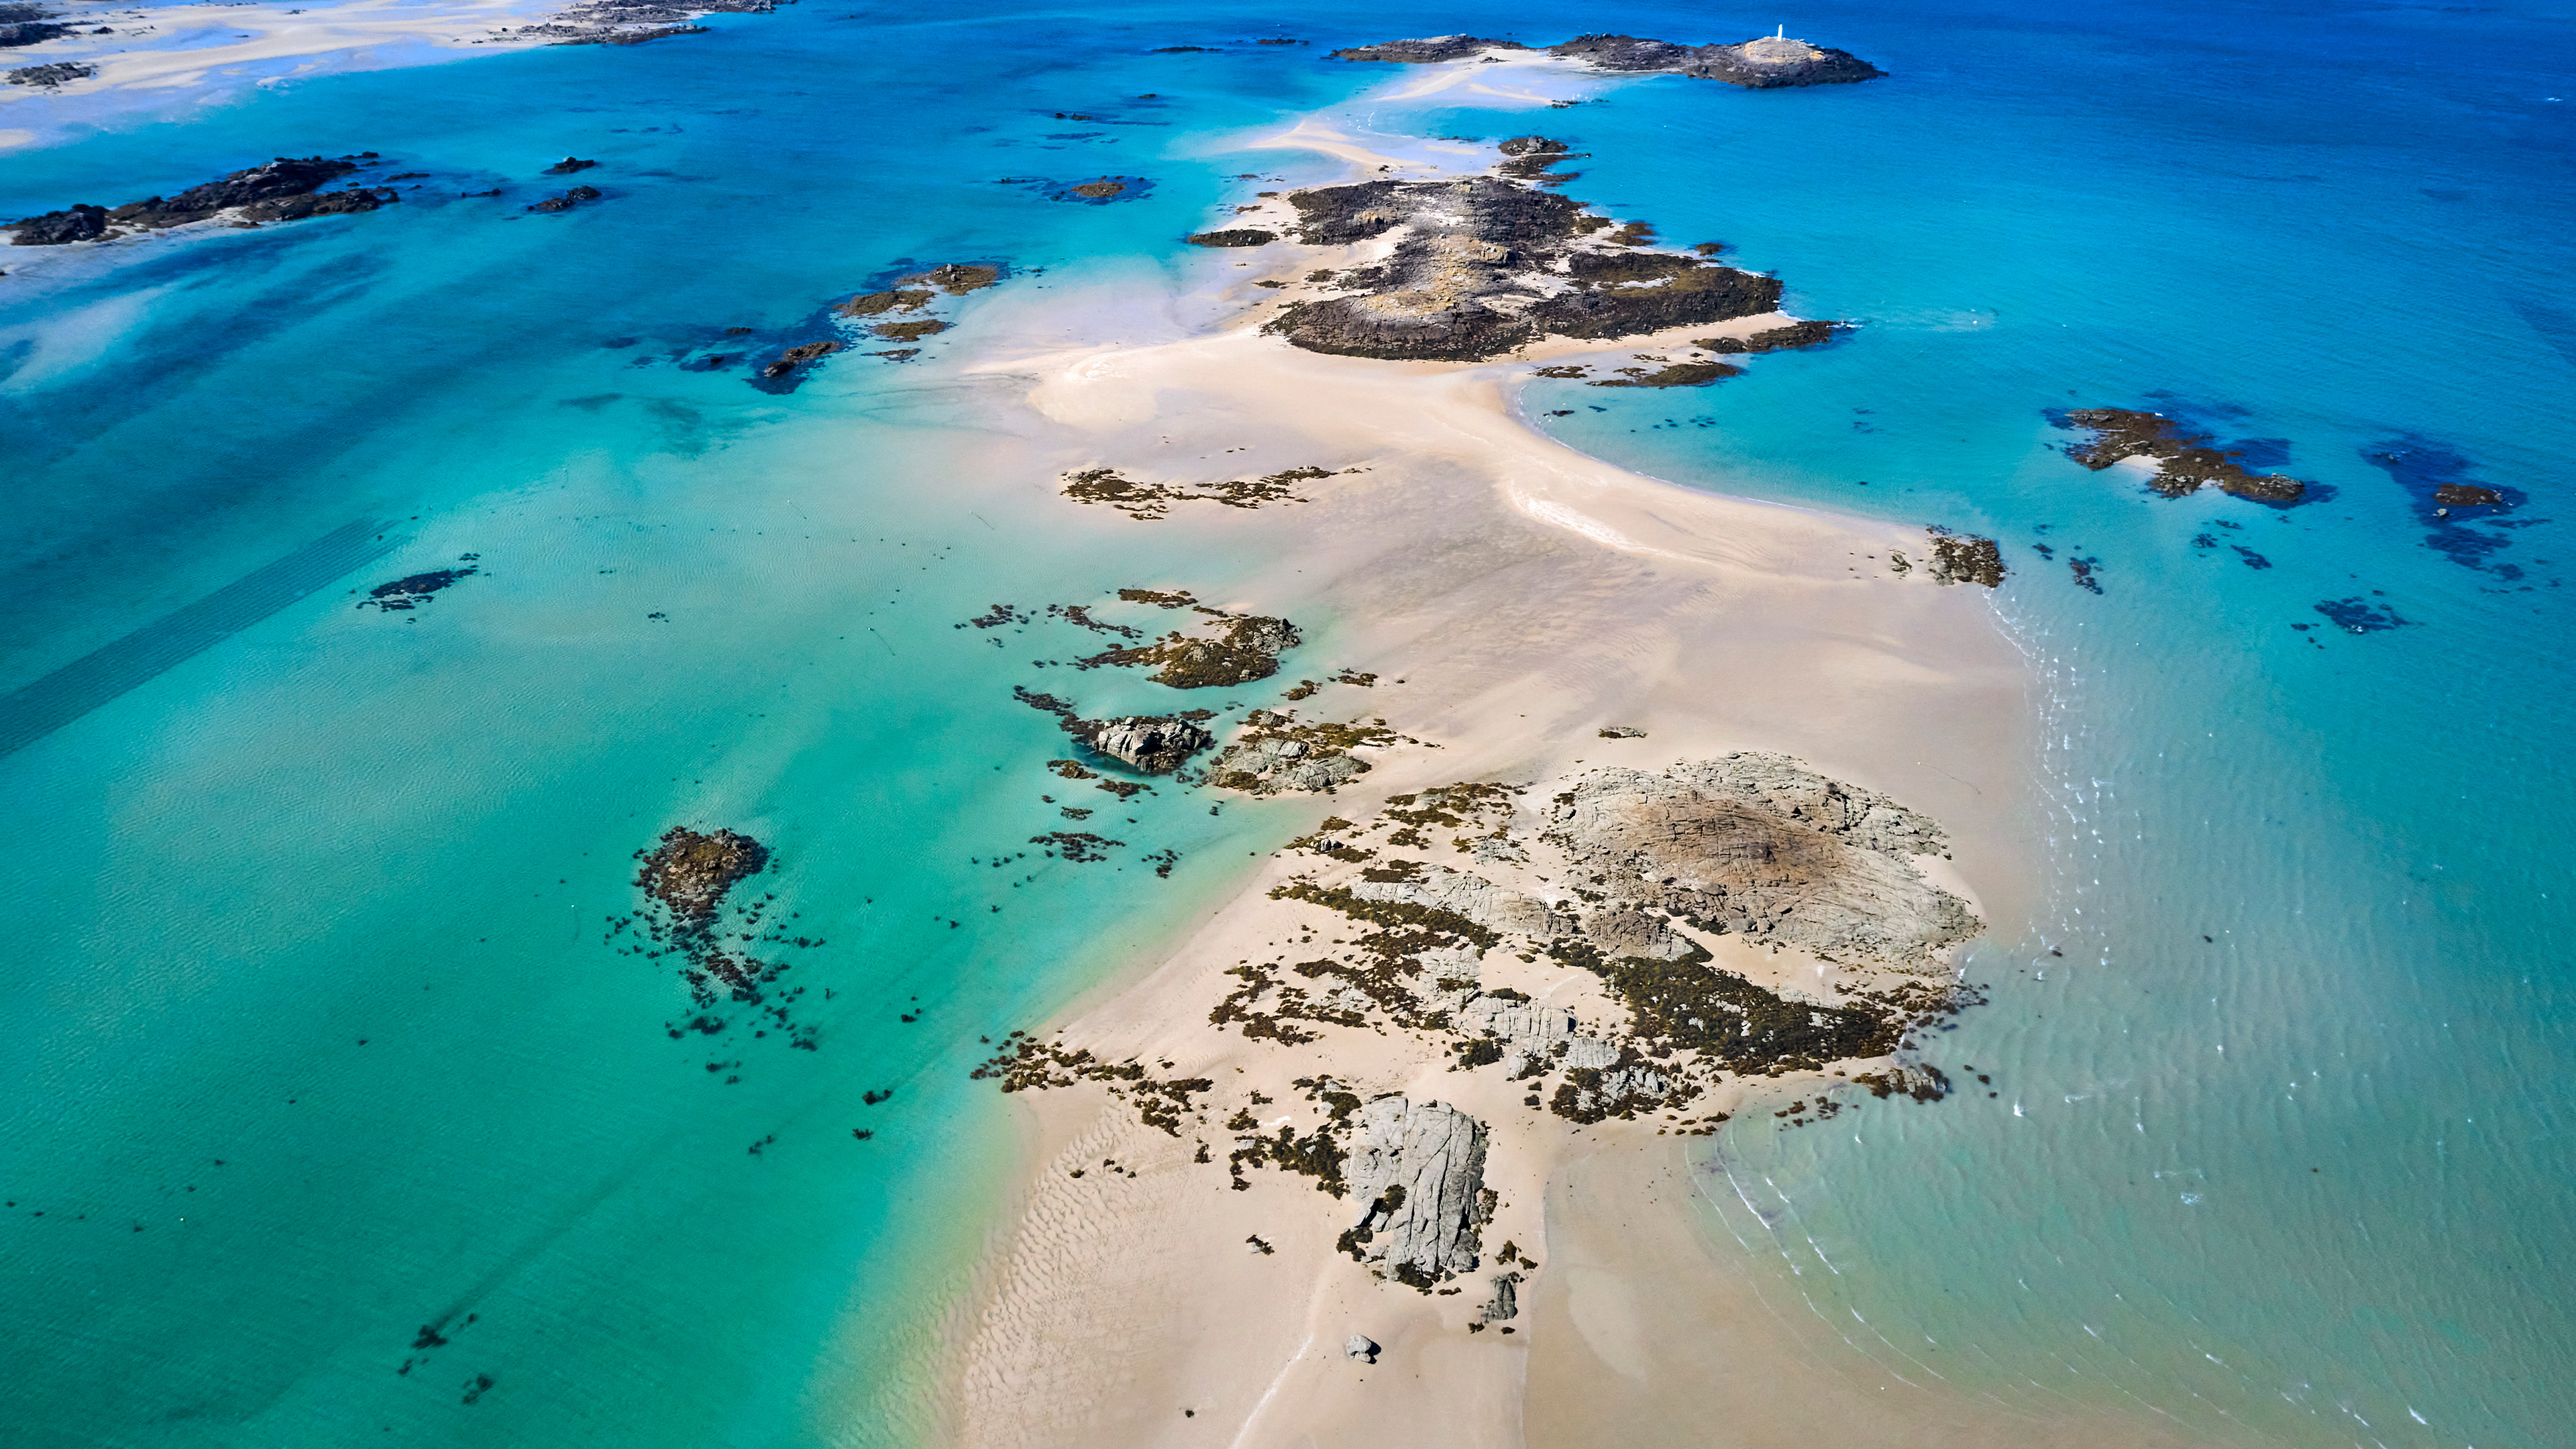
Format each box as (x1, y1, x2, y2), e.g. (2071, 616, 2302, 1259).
(3, 2, 2571, 1445)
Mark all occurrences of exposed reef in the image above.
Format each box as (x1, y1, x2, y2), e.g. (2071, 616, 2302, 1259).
(2053, 408, 2310, 504)
(0, 4, 68, 47)
(1187, 228, 1278, 248)
(1699, 319, 1841, 353)
(1329, 32, 1885, 89)
(1925, 529, 2006, 588)
(1205, 711, 1407, 796)
(635, 826, 770, 919)
(1059, 464, 1332, 519)
(527, 184, 604, 213)
(1077, 609, 1301, 688)
(977, 752, 1972, 1287)
(7, 155, 399, 246)
(1588, 360, 1739, 388)
(5, 60, 91, 87)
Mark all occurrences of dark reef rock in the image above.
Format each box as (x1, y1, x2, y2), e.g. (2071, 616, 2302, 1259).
(1052, 175, 1150, 203)
(6, 60, 93, 87)
(635, 826, 770, 920)
(528, 184, 603, 212)
(2054, 408, 2310, 504)
(904, 262, 1002, 293)
(1186, 228, 1277, 247)
(1925, 530, 2006, 588)
(10, 156, 407, 245)
(1260, 160, 1785, 362)
(763, 339, 843, 377)
(1071, 714, 1216, 774)
(1588, 360, 1740, 388)
(1334, 32, 1884, 88)
(1699, 319, 1841, 353)
(0, 9, 69, 48)
(8, 203, 105, 244)
(839, 287, 935, 317)
(1060, 464, 1328, 519)
(358, 566, 478, 611)
(543, 156, 599, 174)
(1330, 35, 1528, 64)
(2434, 482, 2504, 508)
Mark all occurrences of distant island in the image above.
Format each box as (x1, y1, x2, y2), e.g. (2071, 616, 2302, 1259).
(1330, 30, 1886, 89)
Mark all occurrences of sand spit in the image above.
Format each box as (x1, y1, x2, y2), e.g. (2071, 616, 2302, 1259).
(928, 48, 2199, 1449)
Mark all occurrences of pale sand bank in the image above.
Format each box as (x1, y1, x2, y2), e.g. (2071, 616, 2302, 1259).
(924, 297, 2133, 1444)
(924, 62, 2199, 1449)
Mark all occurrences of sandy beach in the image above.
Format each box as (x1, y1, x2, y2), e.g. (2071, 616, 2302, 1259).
(917, 99, 2126, 1434)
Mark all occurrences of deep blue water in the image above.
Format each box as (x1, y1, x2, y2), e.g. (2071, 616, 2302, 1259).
(3, 1, 2571, 1445)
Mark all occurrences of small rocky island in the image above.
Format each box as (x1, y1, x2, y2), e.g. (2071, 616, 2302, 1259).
(1330, 31, 1885, 89)
(7, 155, 399, 246)
(1252, 138, 1788, 361)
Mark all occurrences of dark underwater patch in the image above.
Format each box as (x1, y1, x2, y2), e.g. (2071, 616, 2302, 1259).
(2362, 434, 2533, 572)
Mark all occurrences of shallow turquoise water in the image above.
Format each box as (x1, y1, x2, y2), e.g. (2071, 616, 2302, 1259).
(3, 2, 2573, 1446)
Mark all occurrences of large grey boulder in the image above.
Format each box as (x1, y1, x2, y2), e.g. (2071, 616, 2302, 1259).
(1342, 1097, 1489, 1287)
(1078, 714, 1213, 774)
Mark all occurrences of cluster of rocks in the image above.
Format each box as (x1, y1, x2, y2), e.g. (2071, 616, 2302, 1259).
(527, 183, 603, 213)
(1329, 32, 1885, 89)
(0, 3, 68, 48)
(2053, 407, 2310, 504)
(7, 154, 398, 246)
(5, 60, 91, 88)
(512, 0, 774, 46)
(977, 754, 1974, 1294)
(1924, 529, 2006, 588)
(1074, 608, 1301, 688)
(1203, 710, 1406, 795)
(1059, 464, 1332, 520)
(610, 826, 828, 1068)
(740, 262, 1000, 388)
(1256, 140, 1784, 361)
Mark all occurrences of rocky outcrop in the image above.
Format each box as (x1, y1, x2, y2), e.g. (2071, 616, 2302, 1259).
(2054, 407, 2310, 504)
(1185, 228, 1277, 247)
(1340, 1096, 1488, 1286)
(1265, 163, 1783, 362)
(1329, 35, 1527, 63)
(633, 826, 770, 920)
(1699, 319, 1841, 353)
(1926, 530, 2006, 588)
(357, 565, 477, 611)
(0, 5, 69, 48)
(1543, 754, 1976, 968)
(1332, 31, 1884, 87)
(1589, 360, 1741, 388)
(516, 0, 773, 46)
(1074, 714, 1214, 774)
(7, 155, 398, 246)
(528, 184, 603, 213)
(1077, 611, 1300, 688)
(1203, 712, 1403, 796)
(1348, 862, 1563, 938)
(6, 60, 93, 87)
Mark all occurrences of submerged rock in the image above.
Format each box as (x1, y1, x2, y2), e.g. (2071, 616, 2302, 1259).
(1340, 1096, 1489, 1287)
